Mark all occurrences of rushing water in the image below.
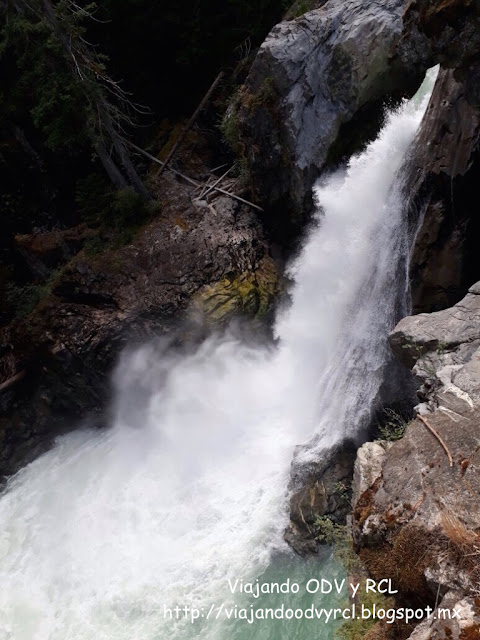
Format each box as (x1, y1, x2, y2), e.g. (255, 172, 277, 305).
(0, 69, 437, 640)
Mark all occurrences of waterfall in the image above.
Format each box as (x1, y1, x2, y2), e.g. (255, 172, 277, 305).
(0, 69, 437, 640)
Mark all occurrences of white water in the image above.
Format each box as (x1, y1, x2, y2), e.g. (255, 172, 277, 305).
(0, 69, 437, 640)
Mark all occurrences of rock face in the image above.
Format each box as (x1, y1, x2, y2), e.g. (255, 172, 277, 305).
(404, 67, 480, 312)
(0, 175, 278, 476)
(399, 0, 480, 84)
(353, 285, 480, 607)
(390, 282, 480, 411)
(232, 0, 423, 224)
(406, 592, 480, 640)
(14, 225, 97, 281)
(353, 400, 480, 599)
(284, 441, 357, 555)
(232, 0, 480, 241)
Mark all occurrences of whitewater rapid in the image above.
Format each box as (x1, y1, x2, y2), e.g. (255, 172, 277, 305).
(0, 69, 437, 640)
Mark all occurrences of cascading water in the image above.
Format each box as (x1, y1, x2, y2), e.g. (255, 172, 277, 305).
(0, 68, 437, 640)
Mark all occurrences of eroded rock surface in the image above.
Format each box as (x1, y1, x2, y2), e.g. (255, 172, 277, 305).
(285, 441, 357, 555)
(406, 591, 480, 640)
(390, 282, 480, 412)
(233, 0, 480, 242)
(353, 286, 480, 605)
(354, 397, 480, 598)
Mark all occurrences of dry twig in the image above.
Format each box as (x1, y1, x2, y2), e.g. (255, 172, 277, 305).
(418, 414, 454, 467)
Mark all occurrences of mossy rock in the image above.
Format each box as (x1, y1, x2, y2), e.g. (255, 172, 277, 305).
(284, 0, 326, 20)
(192, 257, 278, 325)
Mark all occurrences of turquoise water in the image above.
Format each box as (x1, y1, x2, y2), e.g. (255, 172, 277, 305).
(161, 551, 347, 640)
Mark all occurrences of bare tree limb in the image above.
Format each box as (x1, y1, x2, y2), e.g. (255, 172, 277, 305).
(418, 414, 454, 468)
(202, 165, 235, 199)
(0, 370, 26, 394)
(125, 140, 263, 211)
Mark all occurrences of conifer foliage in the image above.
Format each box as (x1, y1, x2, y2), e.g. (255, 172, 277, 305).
(0, 0, 149, 196)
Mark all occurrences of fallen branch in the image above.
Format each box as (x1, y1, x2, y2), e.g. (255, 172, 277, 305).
(125, 139, 201, 186)
(200, 184, 263, 212)
(209, 163, 229, 174)
(192, 165, 228, 195)
(418, 414, 454, 468)
(0, 370, 26, 394)
(202, 165, 235, 199)
(198, 175, 213, 200)
(124, 140, 263, 212)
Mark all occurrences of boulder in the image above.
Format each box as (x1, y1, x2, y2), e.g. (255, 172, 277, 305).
(284, 441, 357, 555)
(389, 281, 480, 411)
(231, 0, 424, 225)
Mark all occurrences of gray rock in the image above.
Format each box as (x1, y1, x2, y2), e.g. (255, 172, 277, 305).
(352, 441, 392, 504)
(405, 67, 480, 313)
(235, 0, 424, 219)
(406, 592, 480, 640)
(353, 396, 480, 597)
(353, 291, 480, 601)
(389, 282, 480, 411)
(234, 0, 480, 238)
(284, 441, 356, 555)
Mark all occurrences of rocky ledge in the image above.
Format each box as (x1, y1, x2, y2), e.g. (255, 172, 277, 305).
(352, 283, 480, 638)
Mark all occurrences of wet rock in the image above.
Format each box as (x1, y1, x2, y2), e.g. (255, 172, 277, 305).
(404, 67, 480, 312)
(284, 441, 357, 555)
(192, 256, 278, 325)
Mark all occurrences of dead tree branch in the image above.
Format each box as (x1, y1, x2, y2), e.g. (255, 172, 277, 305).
(418, 414, 454, 468)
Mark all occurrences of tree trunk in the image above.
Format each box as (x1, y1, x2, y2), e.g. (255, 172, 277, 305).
(41, 0, 150, 199)
(95, 141, 129, 190)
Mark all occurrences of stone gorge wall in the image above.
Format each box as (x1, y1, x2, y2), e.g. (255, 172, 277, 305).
(404, 67, 480, 313)
(230, 0, 424, 233)
(233, 0, 480, 269)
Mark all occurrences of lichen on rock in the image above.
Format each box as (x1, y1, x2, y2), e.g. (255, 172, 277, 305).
(191, 256, 279, 325)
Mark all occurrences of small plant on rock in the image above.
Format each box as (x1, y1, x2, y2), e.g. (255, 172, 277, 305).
(377, 408, 409, 442)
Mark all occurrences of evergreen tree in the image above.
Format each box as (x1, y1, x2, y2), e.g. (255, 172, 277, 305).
(0, 0, 149, 197)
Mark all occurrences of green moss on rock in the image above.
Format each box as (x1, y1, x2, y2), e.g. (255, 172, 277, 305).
(192, 257, 278, 324)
